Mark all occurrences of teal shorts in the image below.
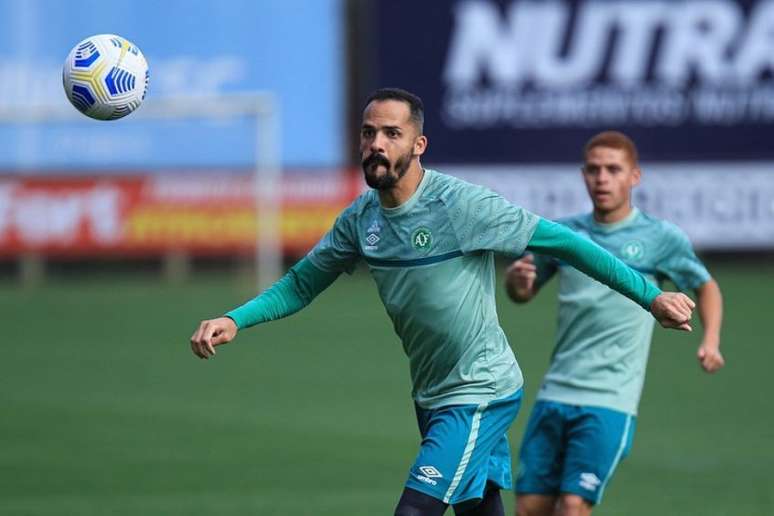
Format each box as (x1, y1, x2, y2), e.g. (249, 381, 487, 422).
(515, 400, 636, 505)
(405, 389, 523, 511)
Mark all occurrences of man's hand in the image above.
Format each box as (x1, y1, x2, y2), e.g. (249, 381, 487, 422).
(650, 292, 695, 331)
(697, 343, 725, 373)
(190, 317, 238, 359)
(505, 254, 537, 302)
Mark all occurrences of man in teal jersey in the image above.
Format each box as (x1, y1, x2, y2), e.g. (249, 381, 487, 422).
(190, 91, 696, 516)
(507, 131, 724, 516)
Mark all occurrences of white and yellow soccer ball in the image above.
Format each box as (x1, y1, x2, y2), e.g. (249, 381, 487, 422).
(63, 34, 149, 120)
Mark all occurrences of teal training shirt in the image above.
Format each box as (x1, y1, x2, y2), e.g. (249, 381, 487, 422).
(308, 169, 540, 408)
(228, 171, 661, 410)
(533, 208, 711, 415)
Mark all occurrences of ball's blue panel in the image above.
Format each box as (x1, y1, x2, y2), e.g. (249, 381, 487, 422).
(105, 67, 134, 96)
(73, 41, 100, 68)
(70, 84, 96, 112)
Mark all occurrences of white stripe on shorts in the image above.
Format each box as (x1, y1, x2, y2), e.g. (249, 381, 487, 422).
(443, 402, 488, 504)
(596, 414, 632, 503)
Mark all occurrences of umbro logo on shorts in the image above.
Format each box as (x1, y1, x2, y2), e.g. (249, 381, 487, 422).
(415, 465, 443, 486)
(579, 472, 601, 491)
(419, 465, 443, 478)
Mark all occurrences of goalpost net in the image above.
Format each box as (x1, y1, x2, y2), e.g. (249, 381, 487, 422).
(0, 93, 283, 289)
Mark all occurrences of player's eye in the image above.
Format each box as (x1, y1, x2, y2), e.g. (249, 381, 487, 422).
(361, 128, 374, 138)
(387, 129, 399, 138)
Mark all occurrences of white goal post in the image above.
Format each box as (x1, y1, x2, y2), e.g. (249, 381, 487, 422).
(0, 93, 283, 289)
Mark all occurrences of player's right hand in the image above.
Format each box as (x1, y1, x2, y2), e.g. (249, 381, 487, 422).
(698, 343, 725, 373)
(650, 292, 695, 331)
(505, 254, 537, 302)
(190, 317, 238, 359)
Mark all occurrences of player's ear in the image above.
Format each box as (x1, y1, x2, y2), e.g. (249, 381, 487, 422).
(414, 135, 428, 157)
(631, 166, 642, 186)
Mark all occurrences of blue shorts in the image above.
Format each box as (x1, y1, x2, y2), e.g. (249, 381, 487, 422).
(405, 389, 522, 511)
(515, 400, 636, 505)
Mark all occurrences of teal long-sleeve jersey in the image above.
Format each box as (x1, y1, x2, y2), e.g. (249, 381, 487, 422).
(227, 170, 660, 409)
(532, 209, 710, 415)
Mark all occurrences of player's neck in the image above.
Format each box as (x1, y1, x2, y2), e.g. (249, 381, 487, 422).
(593, 204, 633, 224)
(378, 163, 425, 208)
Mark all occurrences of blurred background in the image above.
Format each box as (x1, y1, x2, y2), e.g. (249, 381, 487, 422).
(1, 0, 772, 514)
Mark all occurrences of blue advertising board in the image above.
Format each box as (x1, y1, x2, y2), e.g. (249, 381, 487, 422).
(0, 0, 344, 170)
(373, 0, 774, 163)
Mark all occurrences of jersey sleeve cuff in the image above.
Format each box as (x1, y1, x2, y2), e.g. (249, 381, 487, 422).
(643, 283, 662, 311)
(223, 311, 246, 330)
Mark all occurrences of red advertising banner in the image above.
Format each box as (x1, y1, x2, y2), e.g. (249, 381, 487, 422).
(0, 170, 362, 257)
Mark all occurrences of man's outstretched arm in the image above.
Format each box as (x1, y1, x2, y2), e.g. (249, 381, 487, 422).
(695, 279, 724, 372)
(526, 218, 695, 330)
(190, 257, 340, 359)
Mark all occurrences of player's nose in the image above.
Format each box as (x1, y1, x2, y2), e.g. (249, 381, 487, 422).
(371, 131, 388, 152)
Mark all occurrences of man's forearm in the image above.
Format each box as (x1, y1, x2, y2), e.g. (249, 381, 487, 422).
(526, 218, 661, 310)
(696, 279, 723, 347)
(226, 257, 340, 329)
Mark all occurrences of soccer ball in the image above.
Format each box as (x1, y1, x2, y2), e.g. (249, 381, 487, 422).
(62, 34, 149, 120)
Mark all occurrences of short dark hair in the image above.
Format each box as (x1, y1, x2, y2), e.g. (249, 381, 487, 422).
(365, 87, 424, 133)
(584, 131, 639, 166)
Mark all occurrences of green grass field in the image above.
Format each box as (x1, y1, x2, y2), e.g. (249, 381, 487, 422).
(2, 261, 772, 515)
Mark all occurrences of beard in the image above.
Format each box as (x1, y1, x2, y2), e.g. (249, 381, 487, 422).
(361, 150, 413, 190)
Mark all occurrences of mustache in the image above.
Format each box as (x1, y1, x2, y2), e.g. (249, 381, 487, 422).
(362, 153, 390, 170)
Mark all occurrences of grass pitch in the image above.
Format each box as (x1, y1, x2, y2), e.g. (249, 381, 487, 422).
(1, 261, 771, 515)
